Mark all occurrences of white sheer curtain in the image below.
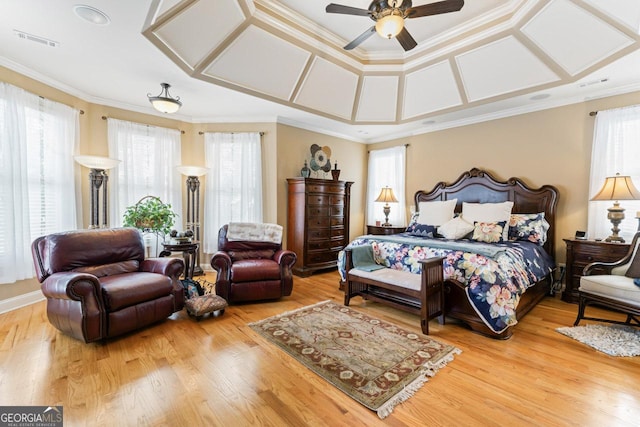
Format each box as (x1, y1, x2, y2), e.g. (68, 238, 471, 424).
(107, 118, 182, 229)
(203, 132, 263, 253)
(0, 82, 79, 284)
(367, 145, 406, 227)
(588, 105, 640, 241)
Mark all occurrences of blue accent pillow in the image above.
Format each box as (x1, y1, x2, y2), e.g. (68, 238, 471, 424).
(407, 223, 437, 238)
(634, 278, 640, 287)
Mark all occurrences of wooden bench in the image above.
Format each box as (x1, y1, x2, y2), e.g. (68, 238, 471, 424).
(343, 249, 445, 334)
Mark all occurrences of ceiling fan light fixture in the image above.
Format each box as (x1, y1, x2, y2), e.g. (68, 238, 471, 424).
(147, 83, 182, 114)
(375, 13, 404, 39)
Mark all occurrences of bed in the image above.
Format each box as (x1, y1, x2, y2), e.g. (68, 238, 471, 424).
(338, 168, 559, 339)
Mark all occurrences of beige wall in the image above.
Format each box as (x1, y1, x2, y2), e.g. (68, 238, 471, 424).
(275, 124, 368, 244)
(370, 90, 640, 262)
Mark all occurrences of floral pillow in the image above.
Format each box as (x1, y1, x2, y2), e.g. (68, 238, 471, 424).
(472, 221, 507, 243)
(405, 211, 420, 231)
(406, 223, 437, 238)
(508, 213, 550, 245)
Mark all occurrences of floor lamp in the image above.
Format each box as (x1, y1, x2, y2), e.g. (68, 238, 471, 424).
(177, 166, 209, 276)
(75, 155, 120, 229)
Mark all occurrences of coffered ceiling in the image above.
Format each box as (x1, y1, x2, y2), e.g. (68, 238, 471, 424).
(1, 0, 640, 142)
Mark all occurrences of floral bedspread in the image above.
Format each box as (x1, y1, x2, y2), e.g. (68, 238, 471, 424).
(338, 234, 555, 334)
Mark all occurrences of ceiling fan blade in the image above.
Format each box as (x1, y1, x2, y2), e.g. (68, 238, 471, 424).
(406, 0, 464, 18)
(396, 27, 417, 51)
(326, 3, 372, 16)
(344, 26, 376, 50)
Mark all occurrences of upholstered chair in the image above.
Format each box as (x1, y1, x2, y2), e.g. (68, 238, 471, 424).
(210, 223, 297, 303)
(31, 228, 185, 343)
(574, 232, 640, 326)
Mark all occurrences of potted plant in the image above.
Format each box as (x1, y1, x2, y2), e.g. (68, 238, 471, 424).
(123, 196, 177, 254)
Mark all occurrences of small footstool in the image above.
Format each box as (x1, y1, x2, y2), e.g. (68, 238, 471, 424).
(185, 294, 228, 320)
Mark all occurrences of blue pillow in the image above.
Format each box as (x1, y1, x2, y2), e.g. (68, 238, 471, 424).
(634, 278, 640, 287)
(407, 223, 437, 238)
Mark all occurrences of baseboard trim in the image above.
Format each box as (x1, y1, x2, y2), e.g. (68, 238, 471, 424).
(0, 291, 45, 314)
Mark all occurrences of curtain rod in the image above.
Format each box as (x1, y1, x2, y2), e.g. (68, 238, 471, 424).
(589, 111, 597, 116)
(101, 115, 185, 134)
(198, 131, 265, 136)
(37, 95, 84, 114)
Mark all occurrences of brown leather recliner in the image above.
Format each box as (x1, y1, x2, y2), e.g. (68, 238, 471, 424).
(211, 224, 297, 303)
(31, 228, 185, 343)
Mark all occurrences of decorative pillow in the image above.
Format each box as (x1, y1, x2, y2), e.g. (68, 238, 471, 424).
(462, 201, 514, 241)
(405, 211, 420, 231)
(417, 199, 457, 226)
(407, 223, 437, 238)
(438, 216, 474, 240)
(508, 213, 550, 245)
(472, 221, 507, 243)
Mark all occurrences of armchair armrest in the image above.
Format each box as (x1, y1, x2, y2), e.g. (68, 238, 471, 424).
(211, 252, 232, 278)
(42, 271, 102, 301)
(274, 249, 297, 269)
(41, 271, 105, 343)
(141, 257, 184, 280)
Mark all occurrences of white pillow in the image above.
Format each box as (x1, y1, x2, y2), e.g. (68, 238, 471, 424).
(462, 201, 514, 240)
(438, 216, 474, 240)
(417, 199, 457, 226)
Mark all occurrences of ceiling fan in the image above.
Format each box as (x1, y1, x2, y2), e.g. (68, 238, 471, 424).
(326, 0, 464, 51)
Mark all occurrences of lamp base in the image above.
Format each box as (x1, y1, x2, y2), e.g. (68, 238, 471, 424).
(604, 203, 625, 243)
(382, 204, 391, 227)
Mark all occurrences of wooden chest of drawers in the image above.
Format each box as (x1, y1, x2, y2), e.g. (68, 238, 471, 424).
(562, 238, 629, 303)
(287, 178, 353, 277)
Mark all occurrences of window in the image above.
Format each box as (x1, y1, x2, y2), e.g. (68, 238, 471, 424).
(0, 83, 79, 284)
(588, 105, 640, 241)
(202, 132, 263, 252)
(367, 146, 406, 227)
(107, 118, 183, 230)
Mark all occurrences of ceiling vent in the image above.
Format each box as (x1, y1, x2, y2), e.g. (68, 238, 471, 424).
(14, 30, 59, 48)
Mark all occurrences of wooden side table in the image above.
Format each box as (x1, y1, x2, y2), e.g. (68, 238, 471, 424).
(159, 241, 199, 280)
(562, 238, 629, 303)
(367, 225, 406, 235)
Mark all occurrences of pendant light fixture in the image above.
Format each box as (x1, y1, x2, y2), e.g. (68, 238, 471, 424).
(147, 83, 182, 114)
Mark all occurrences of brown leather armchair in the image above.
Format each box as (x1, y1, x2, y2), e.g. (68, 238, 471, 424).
(211, 224, 297, 303)
(31, 228, 185, 343)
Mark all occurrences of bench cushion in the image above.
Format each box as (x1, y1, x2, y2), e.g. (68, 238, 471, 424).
(579, 275, 640, 306)
(349, 268, 421, 291)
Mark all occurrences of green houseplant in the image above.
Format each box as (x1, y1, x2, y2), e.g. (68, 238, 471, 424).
(122, 196, 177, 243)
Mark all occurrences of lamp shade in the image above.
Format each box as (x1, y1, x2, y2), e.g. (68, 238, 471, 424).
(177, 166, 209, 177)
(375, 186, 399, 204)
(148, 83, 182, 114)
(74, 155, 120, 170)
(375, 13, 404, 39)
(590, 174, 640, 201)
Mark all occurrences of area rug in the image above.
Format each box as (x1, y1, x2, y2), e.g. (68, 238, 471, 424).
(249, 300, 461, 418)
(556, 324, 640, 357)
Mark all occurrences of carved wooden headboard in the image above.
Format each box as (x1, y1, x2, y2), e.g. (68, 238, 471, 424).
(414, 168, 559, 257)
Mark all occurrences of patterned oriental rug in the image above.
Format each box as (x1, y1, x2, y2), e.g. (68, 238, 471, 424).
(557, 324, 640, 357)
(249, 301, 461, 418)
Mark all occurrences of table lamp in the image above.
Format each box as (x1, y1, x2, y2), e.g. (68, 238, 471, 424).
(590, 173, 640, 243)
(375, 186, 398, 227)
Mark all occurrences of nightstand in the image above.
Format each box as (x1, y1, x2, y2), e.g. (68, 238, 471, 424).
(367, 225, 406, 235)
(562, 238, 630, 303)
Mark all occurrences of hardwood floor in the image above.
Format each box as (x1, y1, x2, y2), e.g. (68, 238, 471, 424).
(1, 270, 639, 426)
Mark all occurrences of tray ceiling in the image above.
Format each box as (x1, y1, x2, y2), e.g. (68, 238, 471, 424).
(144, 0, 640, 126)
